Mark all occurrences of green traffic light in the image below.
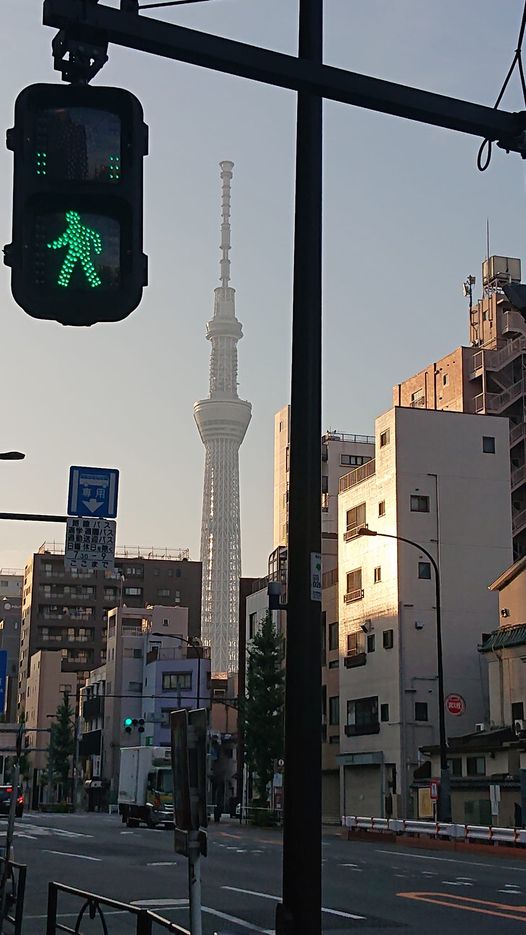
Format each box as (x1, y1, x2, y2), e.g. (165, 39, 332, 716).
(47, 210, 103, 288)
(124, 717, 133, 727)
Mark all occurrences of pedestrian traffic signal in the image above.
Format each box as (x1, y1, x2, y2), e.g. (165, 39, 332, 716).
(5, 83, 148, 326)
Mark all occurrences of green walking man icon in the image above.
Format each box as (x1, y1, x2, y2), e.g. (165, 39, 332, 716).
(47, 210, 103, 288)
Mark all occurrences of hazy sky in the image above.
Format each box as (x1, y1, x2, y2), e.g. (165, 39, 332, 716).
(1, 1, 525, 577)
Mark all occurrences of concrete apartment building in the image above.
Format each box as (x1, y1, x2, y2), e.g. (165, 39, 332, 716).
(273, 405, 375, 818)
(482, 555, 526, 730)
(82, 605, 211, 799)
(393, 254, 526, 560)
(18, 544, 202, 715)
(337, 406, 512, 819)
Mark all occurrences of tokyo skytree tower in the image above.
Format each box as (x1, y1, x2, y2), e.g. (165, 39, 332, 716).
(194, 161, 252, 675)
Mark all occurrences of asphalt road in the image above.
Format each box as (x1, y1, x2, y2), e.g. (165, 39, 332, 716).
(5, 811, 526, 933)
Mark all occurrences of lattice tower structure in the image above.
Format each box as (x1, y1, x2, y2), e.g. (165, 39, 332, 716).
(194, 161, 251, 675)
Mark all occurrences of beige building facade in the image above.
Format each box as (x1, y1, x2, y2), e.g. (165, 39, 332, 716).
(273, 405, 375, 819)
(338, 406, 512, 819)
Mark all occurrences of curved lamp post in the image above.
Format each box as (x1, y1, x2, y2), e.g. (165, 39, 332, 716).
(357, 526, 452, 823)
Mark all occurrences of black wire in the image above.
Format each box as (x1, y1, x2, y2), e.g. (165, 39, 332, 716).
(139, 0, 212, 9)
(477, 0, 526, 171)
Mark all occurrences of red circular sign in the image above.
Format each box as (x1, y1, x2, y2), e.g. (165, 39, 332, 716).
(446, 693, 466, 716)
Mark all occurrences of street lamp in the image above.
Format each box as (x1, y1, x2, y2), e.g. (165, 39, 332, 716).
(150, 632, 205, 709)
(0, 451, 25, 460)
(357, 526, 452, 823)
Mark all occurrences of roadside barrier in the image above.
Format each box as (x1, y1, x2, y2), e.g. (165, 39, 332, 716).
(341, 815, 526, 846)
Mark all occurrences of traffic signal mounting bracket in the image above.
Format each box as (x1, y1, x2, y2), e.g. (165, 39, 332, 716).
(51, 29, 108, 85)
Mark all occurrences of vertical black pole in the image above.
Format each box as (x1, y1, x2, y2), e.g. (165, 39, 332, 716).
(276, 2, 323, 934)
(433, 562, 451, 822)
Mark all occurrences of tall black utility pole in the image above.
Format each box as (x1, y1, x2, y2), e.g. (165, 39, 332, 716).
(276, 3, 322, 934)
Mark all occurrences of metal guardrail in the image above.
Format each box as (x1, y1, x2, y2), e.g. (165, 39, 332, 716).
(46, 882, 189, 935)
(341, 815, 526, 845)
(0, 857, 26, 935)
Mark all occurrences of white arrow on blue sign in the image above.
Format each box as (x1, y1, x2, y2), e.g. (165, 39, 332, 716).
(68, 465, 119, 519)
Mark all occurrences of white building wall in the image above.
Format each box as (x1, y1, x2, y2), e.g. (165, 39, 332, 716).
(338, 407, 512, 819)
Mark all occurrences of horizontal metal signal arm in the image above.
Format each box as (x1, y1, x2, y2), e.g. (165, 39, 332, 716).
(0, 511, 67, 523)
(43, 0, 526, 151)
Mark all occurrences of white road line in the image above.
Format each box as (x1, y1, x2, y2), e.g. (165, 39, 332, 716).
(147, 862, 178, 867)
(442, 881, 472, 887)
(15, 833, 37, 840)
(376, 849, 526, 871)
(131, 899, 188, 907)
(203, 906, 273, 934)
(222, 886, 366, 921)
(43, 850, 101, 862)
(499, 889, 521, 894)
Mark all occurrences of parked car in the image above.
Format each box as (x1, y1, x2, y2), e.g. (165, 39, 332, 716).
(0, 786, 24, 818)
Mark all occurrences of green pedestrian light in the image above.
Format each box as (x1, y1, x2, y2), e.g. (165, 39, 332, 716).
(5, 83, 148, 325)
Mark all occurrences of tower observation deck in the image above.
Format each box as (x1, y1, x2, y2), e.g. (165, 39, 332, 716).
(194, 161, 251, 675)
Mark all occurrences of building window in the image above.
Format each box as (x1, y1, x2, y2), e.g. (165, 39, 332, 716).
(410, 389, 425, 408)
(329, 696, 339, 726)
(378, 500, 386, 517)
(410, 495, 430, 512)
(157, 589, 170, 598)
(482, 436, 496, 454)
(374, 566, 381, 584)
(328, 659, 339, 669)
(174, 590, 181, 603)
(512, 701, 524, 721)
(345, 568, 362, 602)
(249, 612, 257, 640)
(328, 622, 338, 652)
(125, 566, 143, 577)
(128, 681, 142, 693)
(162, 672, 192, 691)
(346, 696, 379, 735)
(466, 756, 486, 777)
(380, 703, 389, 722)
(321, 475, 329, 494)
(340, 454, 372, 467)
(329, 735, 339, 744)
(367, 633, 375, 653)
(124, 587, 143, 597)
(448, 757, 462, 777)
(418, 562, 432, 580)
(379, 429, 390, 448)
(383, 629, 394, 650)
(345, 503, 366, 537)
(443, 374, 449, 386)
(415, 702, 428, 721)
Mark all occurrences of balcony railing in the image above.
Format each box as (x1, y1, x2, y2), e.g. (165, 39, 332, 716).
(511, 464, 526, 490)
(473, 378, 525, 414)
(513, 507, 526, 536)
(510, 422, 526, 445)
(345, 722, 380, 737)
(339, 459, 376, 494)
(344, 589, 364, 603)
(344, 652, 366, 668)
(323, 431, 375, 445)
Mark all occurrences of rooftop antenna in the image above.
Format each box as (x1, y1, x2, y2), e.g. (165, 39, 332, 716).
(219, 159, 233, 289)
(486, 217, 491, 261)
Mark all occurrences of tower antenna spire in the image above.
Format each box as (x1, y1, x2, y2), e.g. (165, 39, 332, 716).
(219, 160, 233, 288)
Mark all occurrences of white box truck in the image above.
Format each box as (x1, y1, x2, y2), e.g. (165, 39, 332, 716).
(118, 747, 173, 828)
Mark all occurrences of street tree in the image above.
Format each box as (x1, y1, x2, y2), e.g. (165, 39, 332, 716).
(244, 612, 284, 805)
(48, 692, 74, 799)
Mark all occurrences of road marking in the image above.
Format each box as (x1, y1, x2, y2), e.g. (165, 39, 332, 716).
(132, 899, 189, 907)
(442, 881, 473, 887)
(203, 906, 273, 934)
(15, 833, 37, 840)
(398, 891, 526, 922)
(222, 886, 366, 921)
(499, 889, 521, 894)
(147, 862, 178, 867)
(43, 850, 101, 862)
(120, 831, 134, 835)
(378, 849, 526, 871)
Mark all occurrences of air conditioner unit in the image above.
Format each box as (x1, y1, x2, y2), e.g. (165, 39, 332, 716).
(475, 722, 486, 733)
(515, 719, 526, 735)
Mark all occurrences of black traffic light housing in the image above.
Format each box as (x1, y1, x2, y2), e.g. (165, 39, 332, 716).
(5, 83, 148, 326)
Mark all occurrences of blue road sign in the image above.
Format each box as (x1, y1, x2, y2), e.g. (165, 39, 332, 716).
(68, 465, 119, 518)
(0, 651, 7, 716)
